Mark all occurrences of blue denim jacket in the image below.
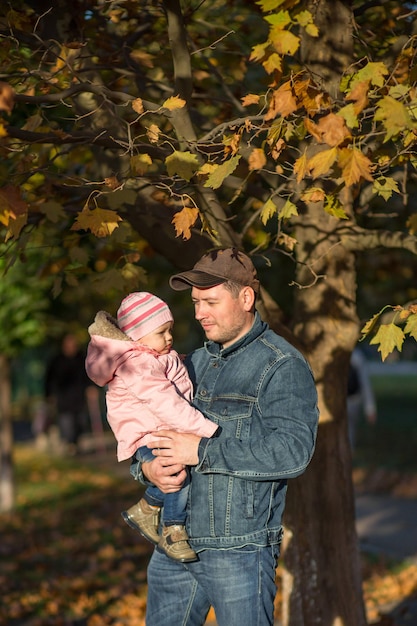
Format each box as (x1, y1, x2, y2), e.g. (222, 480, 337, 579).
(183, 312, 318, 551)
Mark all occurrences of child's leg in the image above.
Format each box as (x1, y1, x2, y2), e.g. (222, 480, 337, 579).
(122, 446, 163, 543)
(157, 471, 197, 563)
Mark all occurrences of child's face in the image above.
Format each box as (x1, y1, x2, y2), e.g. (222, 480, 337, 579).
(138, 321, 173, 354)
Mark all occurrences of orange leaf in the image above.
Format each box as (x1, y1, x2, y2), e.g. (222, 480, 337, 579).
(0, 81, 15, 113)
(265, 81, 297, 120)
(248, 148, 267, 171)
(338, 147, 374, 186)
(172, 207, 199, 240)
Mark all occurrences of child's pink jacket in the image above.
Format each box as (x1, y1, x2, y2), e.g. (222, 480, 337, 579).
(85, 311, 218, 461)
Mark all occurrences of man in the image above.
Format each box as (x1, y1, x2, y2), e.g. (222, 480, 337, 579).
(137, 247, 319, 626)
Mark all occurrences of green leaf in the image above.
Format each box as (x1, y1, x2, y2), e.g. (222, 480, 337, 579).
(165, 151, 200, 181)
(204, 156, 241, 190)
(278, 199, 298, 219)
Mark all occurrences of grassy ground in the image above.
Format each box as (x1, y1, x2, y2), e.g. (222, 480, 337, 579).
(2, 371, 417, 626)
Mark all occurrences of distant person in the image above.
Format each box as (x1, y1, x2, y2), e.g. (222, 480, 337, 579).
(85, 292, 218, 563)
(44, 333, 97, 454)
(347, 348, 377, 448)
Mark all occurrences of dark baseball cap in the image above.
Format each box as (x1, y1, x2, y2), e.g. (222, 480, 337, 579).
(169, 247, 260, 293)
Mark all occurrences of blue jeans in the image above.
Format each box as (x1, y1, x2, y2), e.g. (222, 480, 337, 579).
(136, 446, 190, 526)
(146, 544, 279, 626)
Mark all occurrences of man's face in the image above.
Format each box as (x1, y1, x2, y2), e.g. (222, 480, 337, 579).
(191, 284, 254, 348)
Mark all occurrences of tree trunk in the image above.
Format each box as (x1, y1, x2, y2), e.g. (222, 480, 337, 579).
(0, 354, 15, 512)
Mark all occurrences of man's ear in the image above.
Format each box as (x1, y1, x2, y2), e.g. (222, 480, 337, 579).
(241, 286, 256, 311)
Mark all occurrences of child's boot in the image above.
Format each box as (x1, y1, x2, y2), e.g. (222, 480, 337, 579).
(121, 498, 161, 544)
(158, 524, 197, 562)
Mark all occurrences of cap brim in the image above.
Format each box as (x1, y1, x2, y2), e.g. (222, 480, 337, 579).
(169, 270, 227, 291)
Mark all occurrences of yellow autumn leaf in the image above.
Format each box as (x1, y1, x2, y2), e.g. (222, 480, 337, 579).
(361, 312, 381, 337)
(270, 27, 300, 56)
(204, 155, 241, 189)
(293, 150, 309, 183)
(372, 176, 399, 201)
(324, 196, 348, 219)
(0, 122, 7, 137)
(307, 147, 338, 179)
(375, 95, 413, 141)
(278, 198, 298, 219)
(165, 151, 199, 181)
(172, 206, 199, 240)
(248, 148, 267, 171)
(249, 42, 269, 63)
(369, 323, 405, 361)
(404, 313, 417, 341)
(71, 207, 122, 237)
(338, 147, 374, 186)
(260, 198, 278, 225)
(263, 52, 283, 75)
(162, 95, 186, 111)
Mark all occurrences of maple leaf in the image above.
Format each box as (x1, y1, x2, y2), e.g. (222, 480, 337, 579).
(293, 150, 309, 183)
(301, 187, 325, 203)
(162, 95, 186, 111)
(263, 53, 283, 75)
(172, 206, 199, 240)
(248, 148, 267, 171)
(270, 26, 300, 56)
(315, 113, 351, 147)
(165, 151, 199, 181)
(241, 94, 260, 107)
(204, 155, 241, 189)
(260, 198, 278, 225)
(265, 81, 297, 120)
(361, 312, 381, 337)
(346, 80, 369, 115)
(307, 147, 338, 179)
(71, 207, 122, 237)
(338, 147, 374, 186)
(324, 195, 348, 219)
(404, 313, 417, 341)
(279, 199, 298, 219)
(339, 103, 359, 130)
(375, 96, 413, 142)
(370, 323, 405, 361)
(256, 0, 288, 10)
(250, 42, 269, 63)
(372, 176, 400, 201)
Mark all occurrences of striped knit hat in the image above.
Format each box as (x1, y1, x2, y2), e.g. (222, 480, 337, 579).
(117, 292, 174, 341)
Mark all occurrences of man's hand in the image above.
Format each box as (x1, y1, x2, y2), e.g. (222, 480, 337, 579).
(149, 430, 201, 466)
(142, 456, 187, 493)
